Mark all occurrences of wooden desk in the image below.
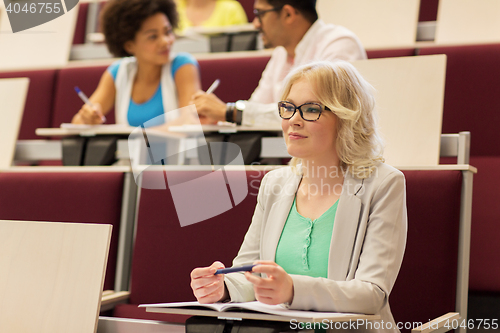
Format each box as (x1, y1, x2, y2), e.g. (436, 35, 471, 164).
(0, 78, 29, 169)
(0, 2, 78, 71)
(0, 220, 111, 333)
(435, 0, 500, 44)
(34, 125, 283, 166)
(317, 0, 420, 49)
(352, 54, 446, 167)
(97, 317, 184, 333)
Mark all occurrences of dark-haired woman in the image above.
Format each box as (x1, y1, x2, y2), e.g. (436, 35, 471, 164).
(72, 0, 205, 128)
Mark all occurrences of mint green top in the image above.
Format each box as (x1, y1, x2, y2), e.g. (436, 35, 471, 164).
(275, 197, 338, 278)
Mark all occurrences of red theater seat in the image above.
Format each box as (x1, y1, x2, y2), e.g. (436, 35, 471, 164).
(52, 65, 114, 127)
(0, 69, 57, 140)
(468, 156, 500, 292)
(391, 169, 462, 332)
(367, 48, 416, 59)
(109, 167, 464, 332)
(113, 169, 264, 322)
(420, 44, 500, 294)
(418, 0, 439, 22)
(0, 171, 124, 291)
(419, 44, 500, 156)
(73, 2, 89, 45)
(237, 0, 255, 22)
(198, 56, 270, 102)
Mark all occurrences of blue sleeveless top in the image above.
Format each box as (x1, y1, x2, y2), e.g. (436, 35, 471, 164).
(107, 52, 198, 127)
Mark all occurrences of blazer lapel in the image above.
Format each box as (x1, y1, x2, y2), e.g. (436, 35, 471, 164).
(328, 173, 363, 281)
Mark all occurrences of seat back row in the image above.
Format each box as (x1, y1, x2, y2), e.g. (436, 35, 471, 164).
(3, 44, 499, 158)
(0, 55, 271, 140)
(72, 0, 438, 45)
(0, 166, 469, 333)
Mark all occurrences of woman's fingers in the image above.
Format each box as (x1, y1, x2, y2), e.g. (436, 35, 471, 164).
(190, 261, 226, 303)
(244, 262, 294, 305)
(191, 274, 222, 290)
(195, 278, 223, 298)
(78, 104, 105, 124)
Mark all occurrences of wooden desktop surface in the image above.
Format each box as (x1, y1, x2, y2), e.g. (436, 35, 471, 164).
(0, 220, 112, 333)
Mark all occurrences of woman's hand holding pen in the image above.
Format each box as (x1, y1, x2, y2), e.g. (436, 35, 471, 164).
(190, 261, 228, 304)
(244, 261, 294, 306)
(72, 103, 106, 125)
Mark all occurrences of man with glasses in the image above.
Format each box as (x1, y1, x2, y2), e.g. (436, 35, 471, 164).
(192, 0, 366, 126)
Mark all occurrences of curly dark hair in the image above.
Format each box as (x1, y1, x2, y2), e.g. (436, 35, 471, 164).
(101, 0, 179, 57)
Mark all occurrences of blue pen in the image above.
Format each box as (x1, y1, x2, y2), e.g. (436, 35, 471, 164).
(74, 86, 106, 123)
(214, 264, 257, 275)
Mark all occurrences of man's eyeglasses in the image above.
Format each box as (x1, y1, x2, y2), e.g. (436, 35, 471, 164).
(253, 6, 283, 21)
(278, 101, 330, 122)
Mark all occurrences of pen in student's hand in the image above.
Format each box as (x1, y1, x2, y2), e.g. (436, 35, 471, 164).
(214, 264, 258, 275)
(74, 86, 106, 123)
(205, 79, 220, 95)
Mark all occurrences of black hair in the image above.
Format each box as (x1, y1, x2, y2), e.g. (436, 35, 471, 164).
(267, 0, 318, 23)
(101, 0, 178, 57)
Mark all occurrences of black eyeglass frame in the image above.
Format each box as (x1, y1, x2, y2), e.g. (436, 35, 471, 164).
(253, 6, 284, 21)
(278, 101, 330, 122)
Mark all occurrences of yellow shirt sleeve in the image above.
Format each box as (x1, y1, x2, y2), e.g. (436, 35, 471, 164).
(176, 0, 249, 33)
(208, 0, 248, 27)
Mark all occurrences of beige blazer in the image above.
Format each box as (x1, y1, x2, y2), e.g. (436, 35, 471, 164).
(224, 163, 407, 333)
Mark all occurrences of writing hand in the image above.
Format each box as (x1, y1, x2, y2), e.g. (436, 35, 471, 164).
(73, 103, 105, 125)
(192, 91, 226, 122)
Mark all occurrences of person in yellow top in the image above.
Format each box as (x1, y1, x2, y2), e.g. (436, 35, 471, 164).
(175, 0, 248, 33)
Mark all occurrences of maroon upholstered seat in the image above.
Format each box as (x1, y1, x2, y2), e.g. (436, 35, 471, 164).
(418, 0, 439, 22)
(468, 156, 500, 292)
(73, 3, 89, 45)
(0, 69, 57, 140)
(391, 170, 462, 332)
(113, 169, 264, 322)
(420, 44, 500, 293)
(198, 56, 270, 103)
(367, 48, 416, 59)
(0, 171, 124, 290)
(419, 44, 500, 157)
(112, 168, 465, 330)
(52, 65, 114, 127)
(237, 0, 255, 22)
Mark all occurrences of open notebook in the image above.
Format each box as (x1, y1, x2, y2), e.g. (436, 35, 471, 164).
(0, 78, 29, 168)
(139, 301, 380, 323)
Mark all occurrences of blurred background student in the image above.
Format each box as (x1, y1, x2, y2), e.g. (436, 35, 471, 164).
(192, 0, 367, 127)
(175, 0, 248, 34)
(72, 0, 208, 128)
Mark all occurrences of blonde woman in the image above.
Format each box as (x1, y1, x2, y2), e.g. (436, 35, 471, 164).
(190, 61, 407, 333)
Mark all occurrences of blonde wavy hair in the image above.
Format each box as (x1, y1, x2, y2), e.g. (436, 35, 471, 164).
(281, 61, 384, 179)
